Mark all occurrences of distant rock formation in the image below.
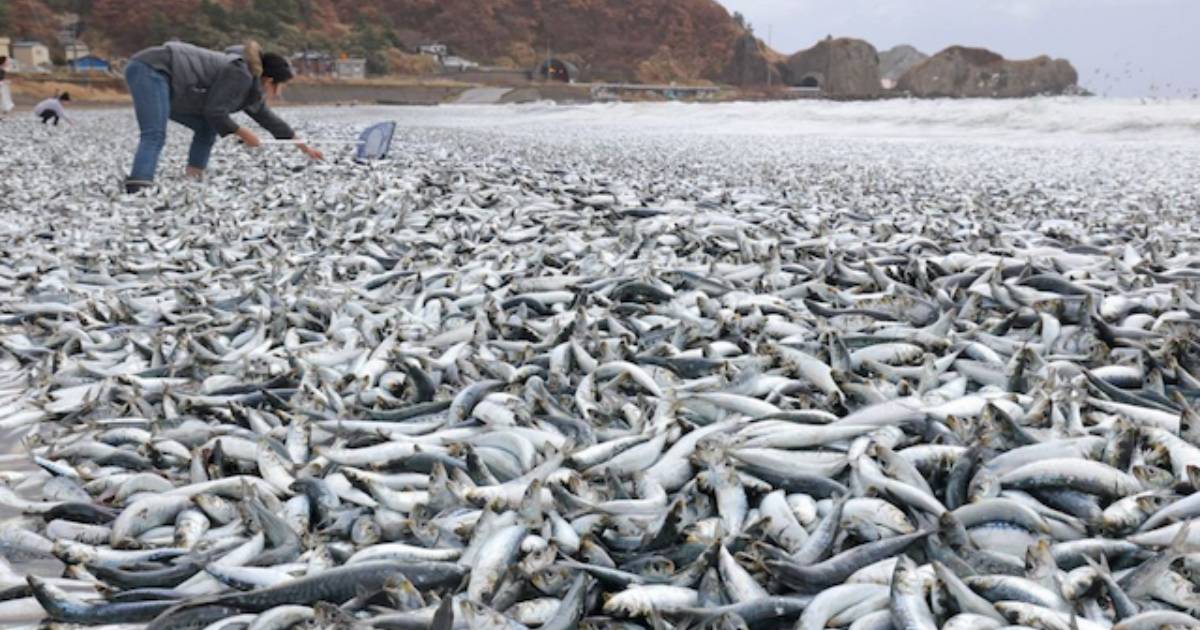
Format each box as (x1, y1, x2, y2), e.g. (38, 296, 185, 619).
(723, 33, 782, 86)
(879, 45, 927, 83)
(783, 37, 881, 98)
(12, 0, 1081, 96)
(897, 46, 1078, 98)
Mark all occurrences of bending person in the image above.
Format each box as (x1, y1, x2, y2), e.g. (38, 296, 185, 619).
(123, 40, 322, 194)
(34, 92, 71, 126)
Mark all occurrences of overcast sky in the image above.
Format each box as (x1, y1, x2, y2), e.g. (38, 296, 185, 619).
(717, 0, 1198, 98)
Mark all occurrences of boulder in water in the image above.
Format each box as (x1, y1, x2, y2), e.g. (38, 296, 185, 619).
(879, 45, 928, 86)
(897, 46, 1079, 98)
(783, 37, 881, 98)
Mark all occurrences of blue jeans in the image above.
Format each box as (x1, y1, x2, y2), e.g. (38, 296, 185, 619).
(125, 60, 217, 181)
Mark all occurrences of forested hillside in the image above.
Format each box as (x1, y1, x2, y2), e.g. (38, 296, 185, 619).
(3, 0, 766, 83)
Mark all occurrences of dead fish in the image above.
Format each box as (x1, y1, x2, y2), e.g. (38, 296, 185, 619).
(1, 104, 1198, 630)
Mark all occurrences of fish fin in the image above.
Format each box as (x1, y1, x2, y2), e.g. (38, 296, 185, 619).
(1169, 520, 1193, 553)
(1080, 552, 1108, 577)
(917, 355, 940, 394)
(1186, 464, 1200, 490)
(429, 594, 454, 630)
(648, 606, 672, 630)
(146, 593, 223, 628)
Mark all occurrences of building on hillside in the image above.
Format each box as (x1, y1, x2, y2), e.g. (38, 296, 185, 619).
(12, 41, 51, 68)
(536, 58, 579, 83)
(292, 51, 334, 76)
(419, 43, 448, 58)
(334, 58, 367, 80)
(70, 55, 110, 73)
(64, 42, 90, 62)
(0, 38, 10, 60)
(441, 55, 478, 72)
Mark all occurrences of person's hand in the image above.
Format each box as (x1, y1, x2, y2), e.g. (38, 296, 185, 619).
(235, 127, 261, 148)
(298, 143, 324, 161)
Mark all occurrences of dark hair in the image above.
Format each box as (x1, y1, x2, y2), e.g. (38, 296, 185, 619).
(261, 53, 294, 83)
(0, 56, 7, 65)
(60, 92, 71, 102)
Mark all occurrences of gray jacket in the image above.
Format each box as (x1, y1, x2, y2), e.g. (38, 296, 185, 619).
(132, 42, 294, 139)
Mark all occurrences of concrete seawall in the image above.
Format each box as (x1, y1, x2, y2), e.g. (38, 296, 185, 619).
(6, 75, 598, 106)
(282, 83, 469, 105)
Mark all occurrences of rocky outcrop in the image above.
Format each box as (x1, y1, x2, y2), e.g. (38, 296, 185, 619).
(897, 46, 1078, 98)
(879, 45, 927, 83)
(13, 0, 1080, 94)
(722, 33, 782, 86)
(783, 37, 880, 98)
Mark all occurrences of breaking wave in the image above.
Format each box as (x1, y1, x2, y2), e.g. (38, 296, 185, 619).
(356, 97, 1200, 142)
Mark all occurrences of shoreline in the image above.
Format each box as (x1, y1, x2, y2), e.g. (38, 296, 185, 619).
(6, 98, 1197, 147)
(6, 74, 1101, 109)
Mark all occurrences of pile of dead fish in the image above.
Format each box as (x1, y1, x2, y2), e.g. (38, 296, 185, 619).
(0, 111, 1199, 629)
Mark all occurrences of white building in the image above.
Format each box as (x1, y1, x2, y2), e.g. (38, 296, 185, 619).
(0, 37, 11, 60)
(441, 55, 478, 71)
(12, 41, 51, 68)
(64, 42, 90, 62)
(419, 44, 448, 57)
(334, 58, 366, 80)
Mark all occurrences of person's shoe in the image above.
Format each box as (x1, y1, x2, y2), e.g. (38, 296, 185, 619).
(124, 179, 153, 195)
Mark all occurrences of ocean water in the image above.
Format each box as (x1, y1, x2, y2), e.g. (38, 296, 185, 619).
(320, 97, 1200, 144)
